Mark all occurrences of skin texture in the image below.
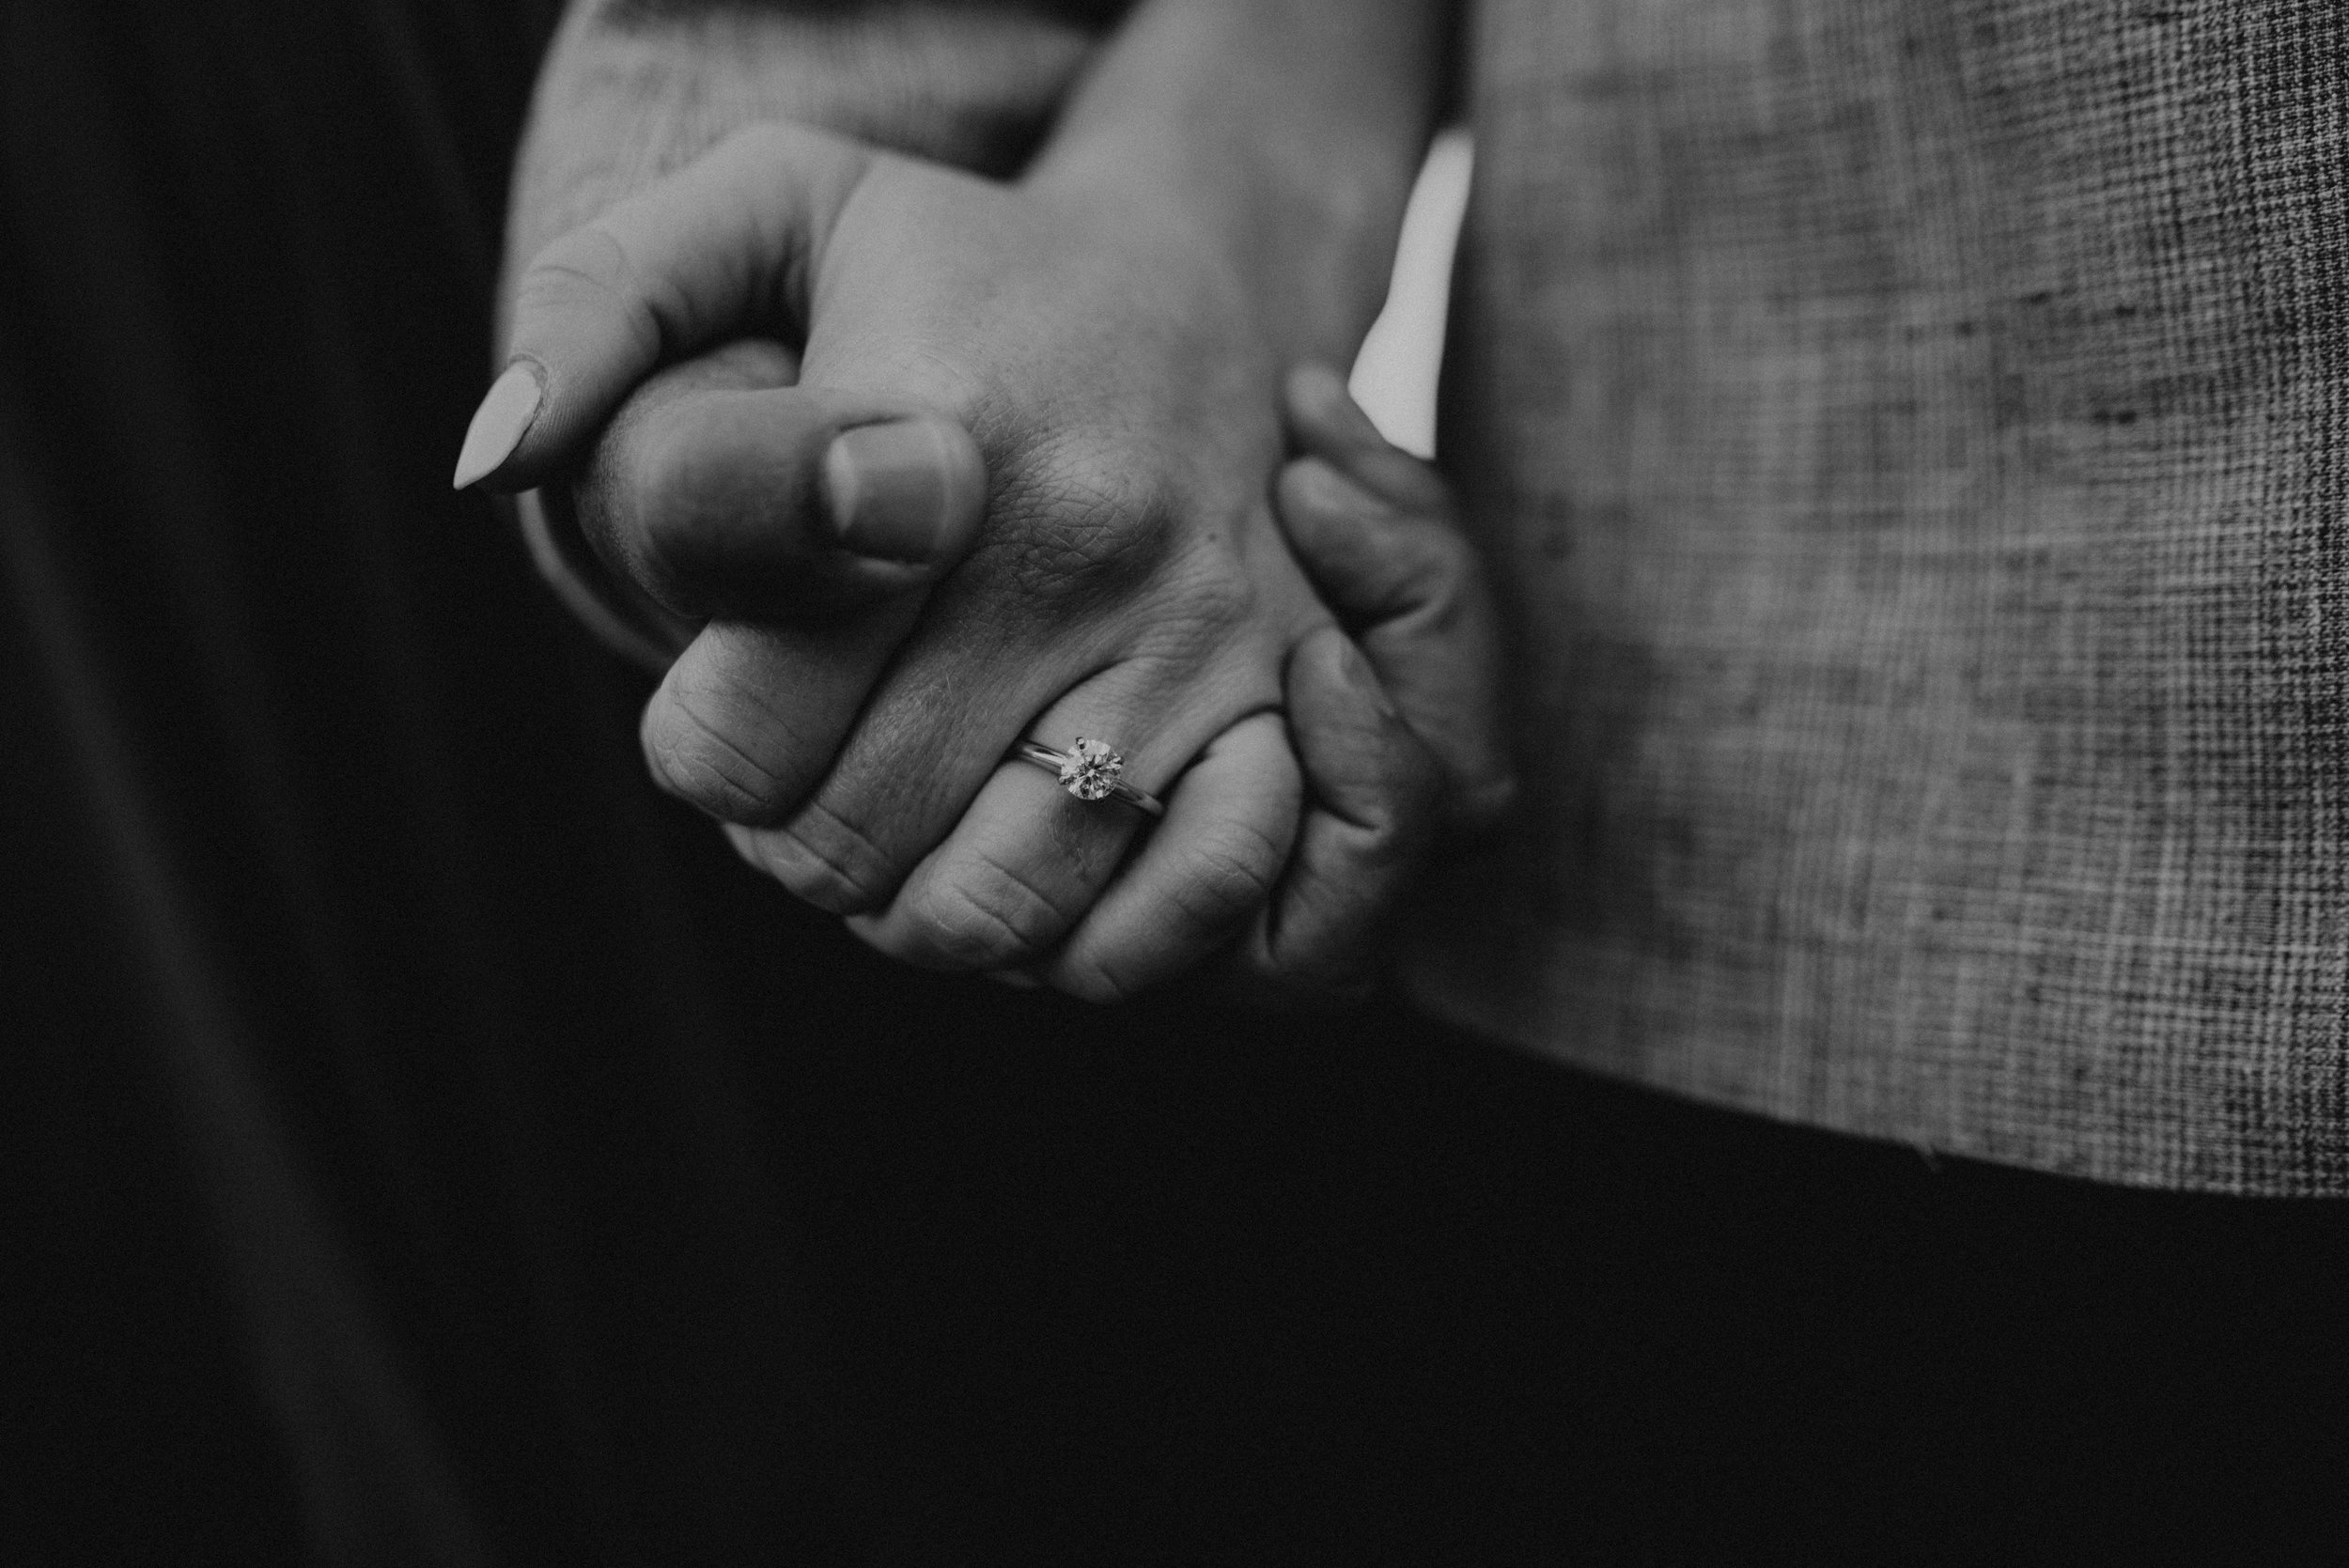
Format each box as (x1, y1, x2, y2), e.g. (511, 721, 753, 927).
(487, 0, 1495, 1002)
(1164, 366, 1516, 1006)
(504, 0, 1118, 268)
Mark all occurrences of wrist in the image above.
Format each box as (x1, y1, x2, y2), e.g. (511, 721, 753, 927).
(1020, 0, 1446, 366)
(1027, 132, 1410, 368)
(511, 0, 1112, 266)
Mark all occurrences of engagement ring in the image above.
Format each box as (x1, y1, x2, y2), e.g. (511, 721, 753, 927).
(1011, 737, 1166, 818)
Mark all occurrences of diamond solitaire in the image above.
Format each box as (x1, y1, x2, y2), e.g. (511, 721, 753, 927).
(1008, 738, 1165, 818)
(1057, 737, 1124, 800)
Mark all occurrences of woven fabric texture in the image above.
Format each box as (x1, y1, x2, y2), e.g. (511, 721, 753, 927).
(1408, 0, 2349, 1194)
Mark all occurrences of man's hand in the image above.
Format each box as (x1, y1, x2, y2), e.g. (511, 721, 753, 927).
(1221, 366, 1516, 1006)
(990, 365, 1514, 1007)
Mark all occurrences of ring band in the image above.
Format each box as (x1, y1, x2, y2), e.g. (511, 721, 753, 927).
(1011, 737, 1166, 818)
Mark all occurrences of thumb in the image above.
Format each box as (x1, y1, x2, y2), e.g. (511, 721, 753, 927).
(1224, 626, 1440, 1008)
(1276, 368, 1517, 828)
(581, 343, 988, 618)
(453, 122, 878, 492)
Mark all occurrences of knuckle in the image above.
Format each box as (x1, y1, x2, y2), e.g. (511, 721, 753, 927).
(518, 225, 659, 350)
(767, 803, 898, 914)
(901, 854, 1073, 969)
(1280, 458, 1363, 528)
(984, 442, 1173, 602)
(640, 691, 797, 824)
(1385, 525, 1471, 611)
(1361, 448, 1458, 520)
(1054, 951, 1146, 1007)
(901, 890, 1031, 970)
(1169, 825, 1283, 934)
(1175, 554, 1259, 633)
(520, 229, 618, 298)
(1050, 818, 1290, 1006)
(1118, 558, 1258, 669)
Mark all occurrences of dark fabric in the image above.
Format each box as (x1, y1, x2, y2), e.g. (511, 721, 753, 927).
(0, 2, 804, 1559)
(1419, 0, 2349, 1193)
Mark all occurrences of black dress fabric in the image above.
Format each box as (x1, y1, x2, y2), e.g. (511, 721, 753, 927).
(4, 4, 2343, 1563)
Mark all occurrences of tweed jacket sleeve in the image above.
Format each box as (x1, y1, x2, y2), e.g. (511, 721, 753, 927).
(1408, 0, 2349, 1194)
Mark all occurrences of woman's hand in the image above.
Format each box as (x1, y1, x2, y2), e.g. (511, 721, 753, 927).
(467, 124, 1337, 996)
(467, 0, 1460, 1001)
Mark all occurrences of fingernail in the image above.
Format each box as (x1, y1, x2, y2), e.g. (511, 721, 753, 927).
(823, 419, 982, 562)
(1293, 364, 1389, 450)
(452, 360, 544, 489)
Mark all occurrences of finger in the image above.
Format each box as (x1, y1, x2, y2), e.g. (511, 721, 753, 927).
(458, 122, 864, 489)
(579, 348, 987, 617)
(826, 644, 1259, 955)
(1226, 626, 1441, 1006)
(1285, 363, 1455, 516)
(839, 755, 1147, 973)
(652, 335, 801, 394)
(1277, 365, 1517, 827)
(1276, 454, 1514, 826)
(453, 121, 869, 486)
(462, 130, 988, 607)
(455, 122, 981, 516)
(735, 510, 1292, 914)
(615, 341, 985, 824)
(1039, 711, 1302, 1002)
(642, 608, 918, 827)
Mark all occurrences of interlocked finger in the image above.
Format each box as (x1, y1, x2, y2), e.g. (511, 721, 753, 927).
(1224, 626, 1441, 1006)
(1278, 365, 1516, 826)
(1043, 710, 1302, 1002)
(835, 647, 1266, 969)
(579, 345, 986, 620)
(642, 611, 919, 827)
(841, 753, 1147, 973)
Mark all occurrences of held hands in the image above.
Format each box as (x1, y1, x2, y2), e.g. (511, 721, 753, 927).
(461, 125, 1508, 1003)
(1222, 365, 1515, 1005)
